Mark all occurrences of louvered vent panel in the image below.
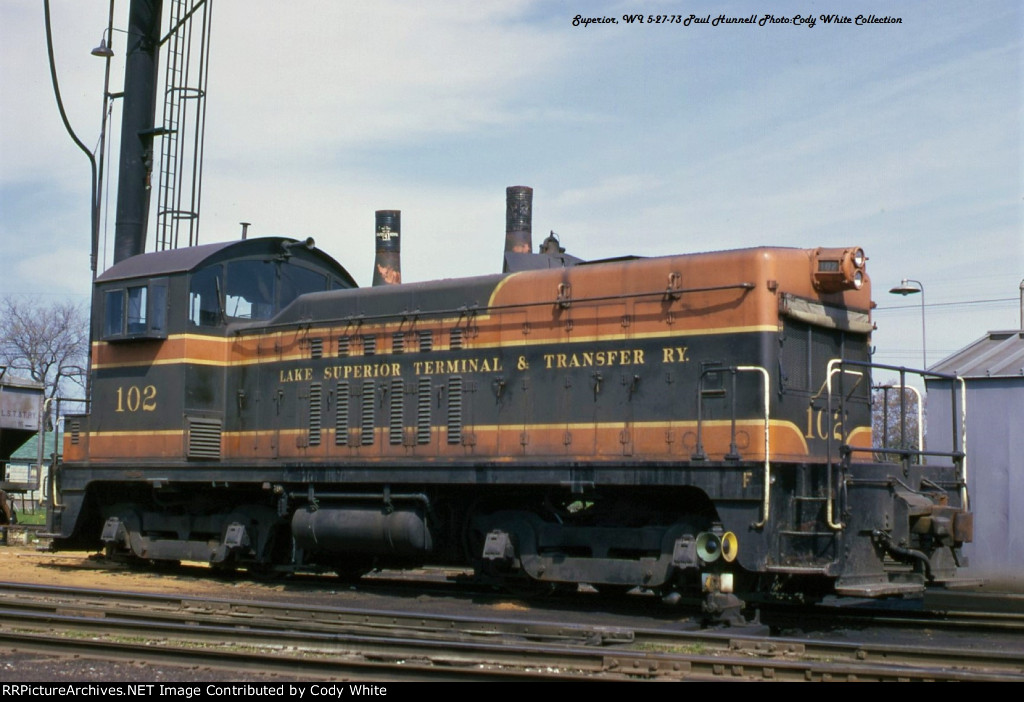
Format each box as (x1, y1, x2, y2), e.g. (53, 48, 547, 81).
(309, 382, 322, 446)
(70, 420, 81, 445)
(418, 330, 433, 352)
(389, 378, 404, 445)
(310, 338, 323, 359)
(335, 380, 349, 445)
(449, 327, 463, 350)
(417, 378, 431, 444)
(338, 337, 350, 358)
(392, 332, 405, 354)
(361, 380, 375, 445)
(447, 376, 463, 445)
(187, 417, 222, 459)
(363, 335, 377, 356)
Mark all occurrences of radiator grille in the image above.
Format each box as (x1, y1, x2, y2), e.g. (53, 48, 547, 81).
(187, 417, 222, 459)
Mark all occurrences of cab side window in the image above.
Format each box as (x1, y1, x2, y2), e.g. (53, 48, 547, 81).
(126, 286, 148, 333)
(102, 278, 168, 340)
(104, 289, 125, 338)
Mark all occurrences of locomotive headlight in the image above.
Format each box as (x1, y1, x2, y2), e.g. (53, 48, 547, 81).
(852, 247, 866, 269)
(812, 246, 867, 293)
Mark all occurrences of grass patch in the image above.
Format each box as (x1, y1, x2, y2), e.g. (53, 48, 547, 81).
(16, 511, 46, 526)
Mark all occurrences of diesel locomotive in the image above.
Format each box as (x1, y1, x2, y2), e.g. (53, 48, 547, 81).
(46, 190, 972, 620)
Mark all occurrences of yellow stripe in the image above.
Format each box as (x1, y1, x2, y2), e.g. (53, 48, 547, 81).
(509, 324, 778, 347)
(87, 429, 184, 438)
(89, 419, 828, 457)
(92, 358, 227, 370)
(485, 273, 519, 309)
(845, 426, 872, 445)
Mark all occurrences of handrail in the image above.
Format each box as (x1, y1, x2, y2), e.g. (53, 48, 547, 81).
(823, 359, 865, 529)
(837, 360, 969, 515)
(737, 366, 771, 529)
(692, 365, 771, 529)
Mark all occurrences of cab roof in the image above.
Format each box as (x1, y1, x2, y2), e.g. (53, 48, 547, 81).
(95, 237, 357, 287)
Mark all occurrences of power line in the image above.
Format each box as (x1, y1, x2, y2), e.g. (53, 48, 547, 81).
(875, 296, 1016, 312)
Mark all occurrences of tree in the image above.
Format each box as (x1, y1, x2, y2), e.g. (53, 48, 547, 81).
(872, 380, 924, 463)
(0, 296, 89, 403)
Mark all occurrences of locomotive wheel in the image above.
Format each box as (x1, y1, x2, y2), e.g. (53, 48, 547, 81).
(246, 523, 292, 580)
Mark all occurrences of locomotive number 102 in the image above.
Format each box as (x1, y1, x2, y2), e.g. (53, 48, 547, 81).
(114, 385, 158, 413)
(804, 406, 844, 441)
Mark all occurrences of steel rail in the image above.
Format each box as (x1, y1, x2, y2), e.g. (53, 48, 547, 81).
(0, 582, 1021, 681)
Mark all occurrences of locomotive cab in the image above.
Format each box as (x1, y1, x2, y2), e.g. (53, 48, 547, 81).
(96, 237, 357, 341)
(53, 238, 356, 546)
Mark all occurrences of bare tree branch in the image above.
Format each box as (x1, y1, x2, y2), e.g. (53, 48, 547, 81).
(0, 296, 89, 401)
(872, 379, 924, 461)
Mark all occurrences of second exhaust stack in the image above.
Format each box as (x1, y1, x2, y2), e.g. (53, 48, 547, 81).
(372, 210, 401, 286)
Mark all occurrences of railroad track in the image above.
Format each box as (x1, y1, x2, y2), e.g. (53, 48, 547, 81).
(759, 589, 1024, 635)
(0, 582, 1021, 681)
(29, 551, 1024, 632)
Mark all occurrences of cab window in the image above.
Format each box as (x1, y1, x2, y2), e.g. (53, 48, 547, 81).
(225, 259, 276, 321)
(104, 290, 125, 337)
(102, 278, 168, 340)
(189, 265, 223, 326)
(281, 264, 327, 309)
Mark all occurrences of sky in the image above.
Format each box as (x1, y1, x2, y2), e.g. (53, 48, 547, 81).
(1, 0, 1021, 383)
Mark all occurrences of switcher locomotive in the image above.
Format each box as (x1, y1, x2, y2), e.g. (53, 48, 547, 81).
(48, 194, 971, 620)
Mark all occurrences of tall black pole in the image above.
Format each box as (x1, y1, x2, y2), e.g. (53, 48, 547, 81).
(113, 0, 163, 264)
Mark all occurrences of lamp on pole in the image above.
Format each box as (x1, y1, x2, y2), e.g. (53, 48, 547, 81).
(91, 2, 127, 278)
(889, 278, 926, 369)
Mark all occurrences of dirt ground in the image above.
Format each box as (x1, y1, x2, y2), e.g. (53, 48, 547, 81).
(0, 542, 269, 596)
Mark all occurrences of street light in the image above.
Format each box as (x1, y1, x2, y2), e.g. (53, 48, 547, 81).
(91, 7, 131, 277)
(91, 30, 114, 58)
(92, 20, 115, 280)
(889, 278, 926, 369)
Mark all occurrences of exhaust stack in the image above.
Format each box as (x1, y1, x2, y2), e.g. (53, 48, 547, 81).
(372, 210, 401, 286)
(504, 186, 533, 257)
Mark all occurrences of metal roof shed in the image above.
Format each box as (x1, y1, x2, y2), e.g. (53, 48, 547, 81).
(925, 330, 1024, 580)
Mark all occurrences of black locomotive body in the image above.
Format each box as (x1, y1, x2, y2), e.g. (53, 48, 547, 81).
(49, 235, 971, 610)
